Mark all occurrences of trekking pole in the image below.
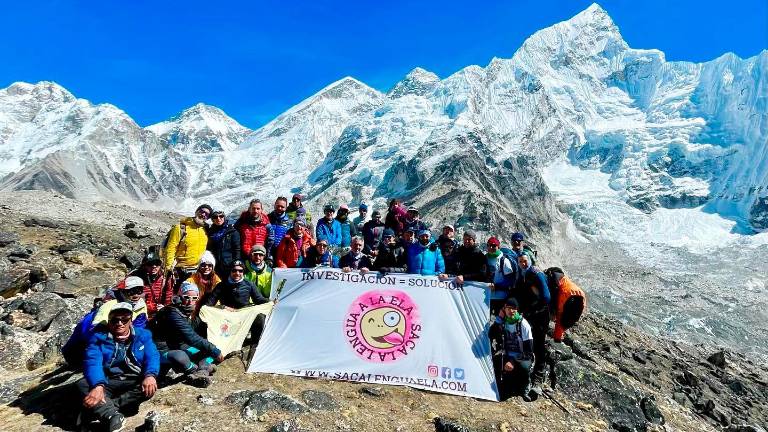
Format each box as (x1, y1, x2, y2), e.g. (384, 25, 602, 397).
(541, 388, 570, 414)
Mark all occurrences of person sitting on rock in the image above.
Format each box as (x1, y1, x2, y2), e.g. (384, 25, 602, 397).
(234, 199, 275, 262)
(62, 278, 148, 368)
(454, 231, 487, 284)
(513, 253, 551, 385)
(152, 282, 223, 388)
(352, 203, 368, 233)
(301, 239, 339, 268)
(244, 245, 274, 298)
(164, 204, 212, 292)
(275, 219, 314, 269)
(339, 237, 373, 273)
(544, 267, 586, 343)
(489, 297, 535, 402)
(316, 205, 342, 247)
(405, 230, 447, 277)
(76, 302, 159, 431)
(372, 229, 407, 273)
(207, 209, 241, 279)
(361, 210, 385, 256)
(185, 251, 221, 299)
(286, 193, 312, 227)
(202, 260, 270, 346)
(485, 236, 516, 316)
(268, 196, 292, 258)
(335, 204, 358, 248)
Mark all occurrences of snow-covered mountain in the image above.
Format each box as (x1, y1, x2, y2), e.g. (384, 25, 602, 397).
(0, 3, 765, 239)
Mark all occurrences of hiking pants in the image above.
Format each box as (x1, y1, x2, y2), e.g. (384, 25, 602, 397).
(526, 308, 550, 377)
(76, 376, 148, 421)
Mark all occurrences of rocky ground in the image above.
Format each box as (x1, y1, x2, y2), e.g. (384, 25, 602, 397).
(0, 191, 766, 432)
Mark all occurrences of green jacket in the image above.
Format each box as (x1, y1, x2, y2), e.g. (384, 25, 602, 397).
(244, 261, 273, 298)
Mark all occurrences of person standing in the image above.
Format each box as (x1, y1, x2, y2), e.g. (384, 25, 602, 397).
(207, 210, 241, 279)
(163, 204, 211, 291)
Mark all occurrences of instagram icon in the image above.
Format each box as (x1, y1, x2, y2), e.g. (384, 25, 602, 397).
(427, 365, 438, 377)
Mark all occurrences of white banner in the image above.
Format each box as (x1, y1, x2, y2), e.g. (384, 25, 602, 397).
(248, 268, 498, 401)
(199, 303, 273, 356)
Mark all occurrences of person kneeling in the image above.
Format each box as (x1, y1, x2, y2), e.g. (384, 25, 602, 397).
(76, 302, 159, 431)
(490, 298, 536, 402)
(152, 282, 224, 388)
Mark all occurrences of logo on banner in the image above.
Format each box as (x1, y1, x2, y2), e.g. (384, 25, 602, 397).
(345, 290, 421, 362)
(219, 321, 232, 338)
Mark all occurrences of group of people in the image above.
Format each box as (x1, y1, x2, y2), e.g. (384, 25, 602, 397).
(63, 194, 586, 431)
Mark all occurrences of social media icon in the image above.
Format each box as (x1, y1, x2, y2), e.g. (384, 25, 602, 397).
(441, 367, 452, 379)
(454, 368, 465, 380)
(427, 365, 438, 377)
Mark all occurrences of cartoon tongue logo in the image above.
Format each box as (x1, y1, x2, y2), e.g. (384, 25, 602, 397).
(375, 330, 404, 346)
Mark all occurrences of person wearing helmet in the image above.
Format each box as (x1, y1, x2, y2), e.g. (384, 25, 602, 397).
(76, 302, 159, 431)
(129, 247, 170, 318)
(316, 205, 342, 246)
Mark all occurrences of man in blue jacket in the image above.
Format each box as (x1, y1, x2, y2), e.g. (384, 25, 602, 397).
(76, 302, 160, 431)
(512, 253, 551, 385)
(406, 230, 448, 277)
(316, 205, 342, 246)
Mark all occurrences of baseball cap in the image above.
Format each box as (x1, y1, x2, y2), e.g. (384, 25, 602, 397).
(251, 245, 267, 255)
(511, 232, 525, 241)
(487, 237, 501, 246)
(110, 302, 134, 315)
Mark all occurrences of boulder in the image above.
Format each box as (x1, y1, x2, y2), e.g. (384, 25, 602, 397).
(26, 292, 68, 332)
(359, 386, 386, 397)
(229, 389, 309, 420)
(0, 267, 32, 297)
(0, 231, 20, 247)
(434, 417, 475, 432)
(6, 245, 36, 259)
(119, 251, 143, 270)
(62, 249, 94, 266)
(555, 359, 648, 432)
(708, 351, 727, 369)
(124, 229, 150, 239)
(301, 389, 339, 411)
(640, 396, 664, 425)
(23, 218, 63, 229)
(27, 328, 71, 370)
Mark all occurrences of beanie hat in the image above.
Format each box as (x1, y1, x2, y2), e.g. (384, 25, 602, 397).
(179, 281, 200, 296)
(296, 207, 307, 215)
(418, 229, 431, 238)
(372, 210, 381, 217)
(324, 204, 335, 213)
(464, 230, 477, 240)
(251, 245, 267, 255)
(511, 232, 525, 242)
(382, 228, 395, 237)
(198, 250, 216, 267)
(339, 204, 349, 211)
(359, 203, 368, 211)
(505, 297, 519, 308)
(292, 193, 303, 200)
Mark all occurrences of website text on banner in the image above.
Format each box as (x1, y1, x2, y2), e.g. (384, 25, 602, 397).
(248, 268, 499, 401)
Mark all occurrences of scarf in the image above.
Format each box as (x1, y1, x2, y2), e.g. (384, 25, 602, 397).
(486, 250, 502, 259)
(504, 312, 522, 324)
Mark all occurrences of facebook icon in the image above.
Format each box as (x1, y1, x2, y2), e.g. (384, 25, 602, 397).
(441, 367, 452, 379)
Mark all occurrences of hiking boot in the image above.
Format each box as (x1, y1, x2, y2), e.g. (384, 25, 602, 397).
(185, 373, 213, 388)
(107, 413, 125, 432)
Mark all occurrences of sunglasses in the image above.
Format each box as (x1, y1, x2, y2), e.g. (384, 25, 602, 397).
(126, 287, 143, 296)
(231, 268, 244, 273)
(199, 263, 214, 268)
(181, 295, 199, 302)
(512, 240, 523, 243)
(212, 214, 225, 219)
(109, 316, 131, 325)
(198, 210, 211, 219)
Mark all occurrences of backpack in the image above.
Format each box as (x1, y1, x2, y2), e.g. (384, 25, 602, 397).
(160, 223, 187, 262)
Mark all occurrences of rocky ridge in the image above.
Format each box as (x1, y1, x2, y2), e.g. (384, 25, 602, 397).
(0, 191, 765, 432)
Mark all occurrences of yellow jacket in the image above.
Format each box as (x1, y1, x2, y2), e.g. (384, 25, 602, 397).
(164, 217, 209, 271)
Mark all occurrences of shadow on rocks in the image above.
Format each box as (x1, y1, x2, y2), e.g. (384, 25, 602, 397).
(7, 366, 81, 430)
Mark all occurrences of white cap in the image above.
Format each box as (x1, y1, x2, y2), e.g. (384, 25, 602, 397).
(110, 302, 133, 315)
(124, 276, 144, 290)
(198, 250, 216, 267)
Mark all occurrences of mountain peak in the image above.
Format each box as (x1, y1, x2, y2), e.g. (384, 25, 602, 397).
(3, 81, 75, 104)
(146, 103, 249, 153)
(388, 67, 440, 98)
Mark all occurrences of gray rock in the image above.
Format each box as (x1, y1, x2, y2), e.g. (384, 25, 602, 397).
(708, 351, 727, 369)
(225, 389, 256, 406)
(641, 396, 665, 425)
(124, 229, 150, 239)
(62, 249, 94, 266)
(235, 389, 309, 420)
(197, 394, 214, 406)
(55, 243, 81, 254)
(0, 231, 20, 247)
(28, 267, 48, 285)
(434, 417, 474, 432)
(124, 222, 137, 229)
(26, 292, 68, 332)
(119, 251, 143, 270)
(6, 245, 36, 259)
(728, 379, 747, 395)
(301, 389, 339, 410)
(23, 218, 62, 229)
(27, 328, 70, 370)
(139, 411, 163, 432)
(359, 386, 386, 397)
(728, 425, 767, 432)
(0, 267, 32, 297)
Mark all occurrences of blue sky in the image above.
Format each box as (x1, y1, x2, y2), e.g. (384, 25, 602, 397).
(1, 0, 765, 129)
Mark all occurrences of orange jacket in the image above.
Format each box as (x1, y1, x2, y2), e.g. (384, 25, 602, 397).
(553, 275, 586, 342)
(275, 228, 314, 268)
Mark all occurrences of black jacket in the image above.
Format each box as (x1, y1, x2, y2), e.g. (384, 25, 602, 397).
(207, 223, 241, 274)
(203, 278, 268, 309)
(339, 252, 374, 270)
(373, 244, 407, 273)
(152, 306, 221, 357)
(456, 245, 488, 282)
